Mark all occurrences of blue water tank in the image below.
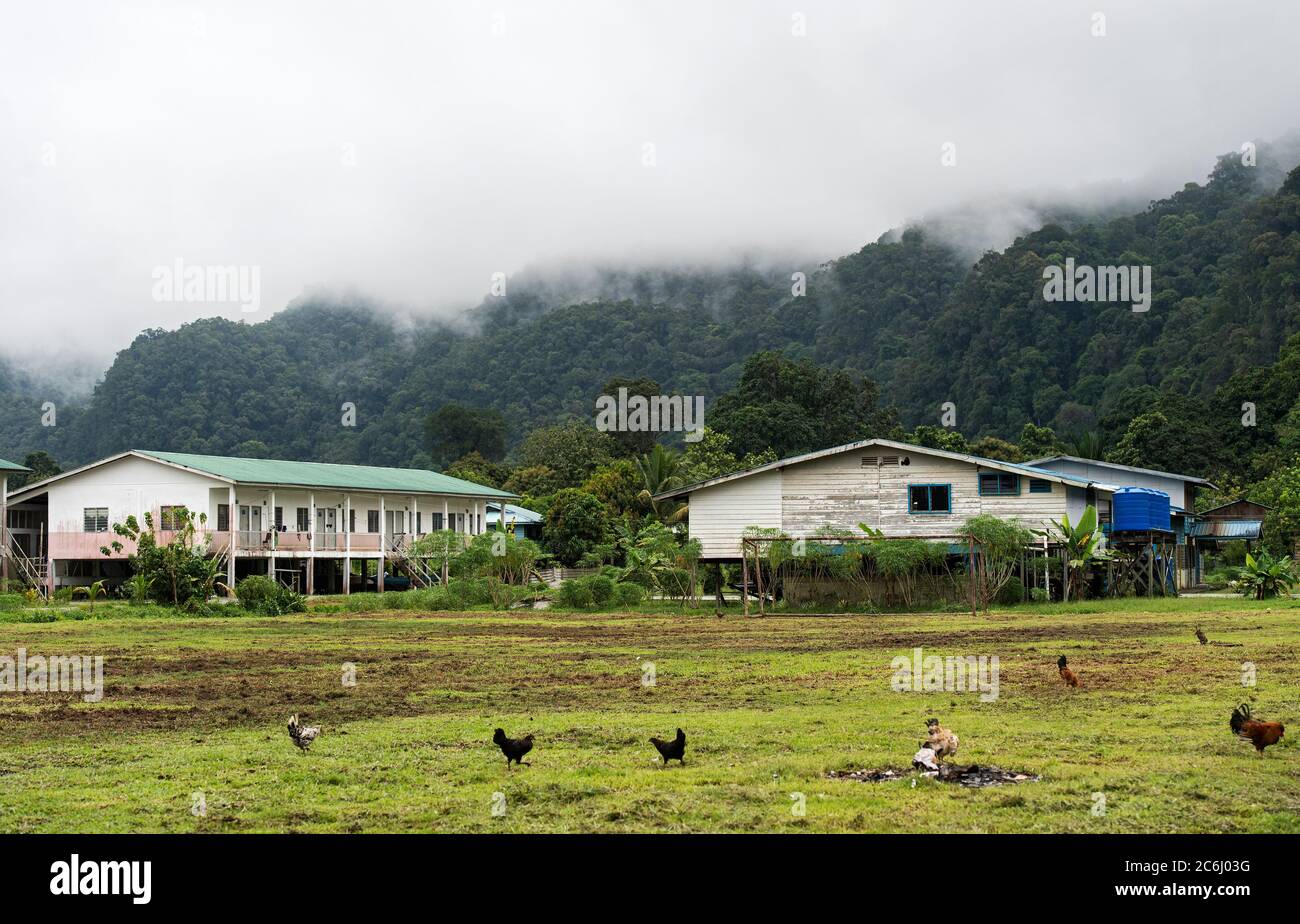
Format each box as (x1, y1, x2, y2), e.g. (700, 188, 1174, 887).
(1112, 487, 1171, 532)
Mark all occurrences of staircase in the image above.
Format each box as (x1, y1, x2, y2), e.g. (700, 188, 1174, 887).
(383, 536, 440, 589)
(3, 540, 48, 599)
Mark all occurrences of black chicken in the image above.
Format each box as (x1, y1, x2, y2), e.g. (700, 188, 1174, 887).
(493, 728, 534, 768)
(650, 728, 687, 766)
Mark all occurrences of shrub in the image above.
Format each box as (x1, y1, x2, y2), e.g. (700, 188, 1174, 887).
(556, 577, 595, 608)
(614, 582, 646, 606)
(587, 574, 616, 607)
(449, 577, 493, 607)
(235, 575, 307, 616)
(101, 508, 225, 607)
(1029, 587, 1049, 603)
(995, 576, 1025, 606)
(962, 515, 1035, 612)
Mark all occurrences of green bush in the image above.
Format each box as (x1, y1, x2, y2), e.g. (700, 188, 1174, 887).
(449, 578, 492, 607)
(1029, 587, 1049, 603)
(614, 582, 646, 606)
(555, 574, 648, 609)
(995, 576, 1025, 606)
(587, 574, 616, 606)
(0, 593, 26, 610)
(235, 575, 307, 616)
(556, 578, 595, 608)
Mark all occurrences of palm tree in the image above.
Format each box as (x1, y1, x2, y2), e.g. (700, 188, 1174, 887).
(636, 444, 688, 523)
(73, 580, 106, 613)
(1067, 431, 1106, 461)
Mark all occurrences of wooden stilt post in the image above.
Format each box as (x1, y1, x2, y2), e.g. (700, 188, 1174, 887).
(742, 541, 750, 618)
(227, 486, 237, 594)
(344, 493, 352, 595)
(1146, 538, 1153, 598)
(968, 536, 978, 617)
(378, 496, 386, 593)
(1, 474, 8, 588)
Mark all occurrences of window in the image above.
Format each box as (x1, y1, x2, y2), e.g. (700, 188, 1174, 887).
(416, 513, 423, 534)
(349, 509, 356, 533)
(908, 484, 951, 514)
(159, 506, 186, 531)
(1028, 479, 1052, 494)
(296, 507, 310, 531)
(431, 512, 443, 531)
(7, 508, 38, 530)
(274, 507, 284, 529)
(367, 510, 379, 533)
(978, 472, 1020, 496)
(83, 507, 109, 533)
(217, 504, 230, 531)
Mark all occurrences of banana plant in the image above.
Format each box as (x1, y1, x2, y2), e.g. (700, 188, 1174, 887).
(1036, 505, 1110, 601)
(1230, 550, 1296, 600)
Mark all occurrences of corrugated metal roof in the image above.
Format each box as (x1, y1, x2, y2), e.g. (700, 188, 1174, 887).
(139, 450, 514, 497)
(654, 437, 1117, 500)
(0, 457, 29, 472)
(1186, 519, 1262, 539)
(1025, 454, 1215, 488)
(486, 503, 544, 525)
(1199, 499, 1273, 516)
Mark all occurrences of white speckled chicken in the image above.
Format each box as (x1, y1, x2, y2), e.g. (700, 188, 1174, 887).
(287, 714, 320, 753)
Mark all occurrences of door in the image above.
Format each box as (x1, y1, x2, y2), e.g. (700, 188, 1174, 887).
(238, 505, 263, 547)
(316, 507, 338, 549)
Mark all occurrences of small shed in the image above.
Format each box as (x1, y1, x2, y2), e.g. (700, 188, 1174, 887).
(486, 502, 544, 541)
(1198, 499, 1272, 521)
(1184, 499, 1270, 586)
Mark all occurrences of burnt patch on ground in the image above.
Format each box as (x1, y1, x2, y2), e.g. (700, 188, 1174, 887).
(829, 765, 1040, 787)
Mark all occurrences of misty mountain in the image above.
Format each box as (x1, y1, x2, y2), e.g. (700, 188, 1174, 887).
(3, 144, 1299, 470)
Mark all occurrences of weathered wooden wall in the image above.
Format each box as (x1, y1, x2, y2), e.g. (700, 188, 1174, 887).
(688, 447, 1077, 559)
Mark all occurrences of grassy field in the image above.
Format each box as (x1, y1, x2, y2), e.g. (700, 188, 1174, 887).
(1, 596, 1297, 833)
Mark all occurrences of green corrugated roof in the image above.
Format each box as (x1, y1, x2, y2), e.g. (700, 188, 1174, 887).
(138, 450, 513, 497)
(0, 457, 29, 472)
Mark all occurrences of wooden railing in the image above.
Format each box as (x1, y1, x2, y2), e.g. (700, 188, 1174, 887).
(3, 538, 48, 598)
(383, 535, 439, 588)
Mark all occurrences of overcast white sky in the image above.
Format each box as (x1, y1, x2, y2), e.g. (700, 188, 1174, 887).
(2, 0, 1298, 377)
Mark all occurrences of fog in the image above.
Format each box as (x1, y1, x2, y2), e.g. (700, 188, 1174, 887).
(2, 0, 1298, 380)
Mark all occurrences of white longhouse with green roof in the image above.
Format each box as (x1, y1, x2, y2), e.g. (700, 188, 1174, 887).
(3, 450, 515, 595)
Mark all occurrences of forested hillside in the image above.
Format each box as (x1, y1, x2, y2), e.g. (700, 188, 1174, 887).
(3, 145, 1299, 481)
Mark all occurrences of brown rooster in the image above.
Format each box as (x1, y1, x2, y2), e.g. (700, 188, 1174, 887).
(913, 718, 959, 772)
(1230, 704, 1284, 755)
(1057, 655, 1079, 688)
